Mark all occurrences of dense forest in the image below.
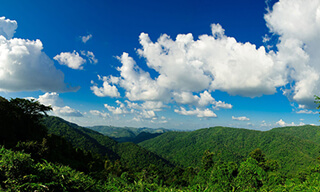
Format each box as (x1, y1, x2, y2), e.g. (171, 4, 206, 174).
(2, 97, 320, 191)
(89, 125, 170, 143)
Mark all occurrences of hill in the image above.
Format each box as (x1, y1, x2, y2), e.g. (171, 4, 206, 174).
(269, 125, 320, 143)
(43, 116, 119, 160)
(139, 126, 320, 175)
(4, 97, 320, 191)
(43, 116, 174, 171)
(89, 125, 170, 143)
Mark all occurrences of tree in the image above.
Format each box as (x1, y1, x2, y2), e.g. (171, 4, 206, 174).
(0, 97, 52, 147)
(315, 95, 320, 119)
(201, 150, 215, 170)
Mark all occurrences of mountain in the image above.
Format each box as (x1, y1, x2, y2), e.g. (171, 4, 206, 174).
(89, 125, 170, 143)
(43, 116, 119, 160)
(269, 125, 320, 143)
(43, 116, 174, 171)
(139, 126, 320, 175)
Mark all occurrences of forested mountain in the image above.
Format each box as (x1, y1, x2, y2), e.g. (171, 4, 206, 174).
(3, 96, 320, 191)
(43, 116, 119, 159)
(270, 125, 320, 143)
(139, 126, 320, 175)
(89, 125, 170, 143)
(43, 116, 174, 172)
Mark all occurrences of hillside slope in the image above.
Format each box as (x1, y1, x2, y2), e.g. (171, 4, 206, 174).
(89, 125, 170, 143)
(43, 116, 119, 160)
(43, 116, 174, 171)
(269, 125, 320, 143)
(139, 126, 320, 175)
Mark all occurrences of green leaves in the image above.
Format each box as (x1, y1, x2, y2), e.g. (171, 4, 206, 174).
(0, 97, 52, 148)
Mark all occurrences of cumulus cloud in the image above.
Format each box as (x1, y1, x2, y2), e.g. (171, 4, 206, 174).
(54, 106, 83, 117)
(54, 50, 86, 70)
(172, 91, 232, 109)
(125, 100, 166, 111)
(81, 34, 92, 43)
(90, 75, 120, 97)
(32, 92, 83, 117)
(174, 107, 217, 118)
(92, 0, 320, 121)
(0, 16, 17, 39)
(90, 110, 109, 118)
(137, 25, 286, 98)
(276, 119, 295, 127)
(232, 116, 250, 121)
(141, 110, 157, 119)
(81, 50, 98, 64)
(104, 100, 130, 115)
(93, 22, 279, 114)
(0, 17, 78, 93)
(296, 109, 317, 114)
(90, 82, 120, 98)
(115, 53, 169, 101)
(265, 0, 320, 108)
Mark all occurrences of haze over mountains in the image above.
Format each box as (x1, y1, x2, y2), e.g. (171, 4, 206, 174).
(2, 95, 320, 191)
(45, 115, 320, 176)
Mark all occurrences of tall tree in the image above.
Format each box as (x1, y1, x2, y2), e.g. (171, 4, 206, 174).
(0, 97, 51, 147)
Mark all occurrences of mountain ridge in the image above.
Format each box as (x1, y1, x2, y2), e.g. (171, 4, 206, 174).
(139, 125, 320, 175)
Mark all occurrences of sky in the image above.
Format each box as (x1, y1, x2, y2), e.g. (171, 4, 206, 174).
(1, 0, 320, 130)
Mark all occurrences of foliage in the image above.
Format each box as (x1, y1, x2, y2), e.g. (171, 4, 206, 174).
(89, 125, 169, 143)
(0, 97, 51, 148)
(43, 116, 175, 177)
(4, 96, 320, 191)
(139, 126, 320, 175)
(0, 147, 108, 191)
(42, 116, 118, 159)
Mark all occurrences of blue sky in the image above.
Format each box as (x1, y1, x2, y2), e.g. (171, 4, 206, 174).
(1, 0, 320, 130)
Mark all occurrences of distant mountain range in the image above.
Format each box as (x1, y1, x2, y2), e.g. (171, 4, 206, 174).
(42, 116, 174, 172)
(88, 125, 172, 143)
(139, 125, 320, 176)
(43, 116, 320, 176)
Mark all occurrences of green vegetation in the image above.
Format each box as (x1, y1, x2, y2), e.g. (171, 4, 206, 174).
(89, 125, 170, 143)
(139, 126, 320, 175)
(3, 96, 320, 191)
(43, 116, 174, 173)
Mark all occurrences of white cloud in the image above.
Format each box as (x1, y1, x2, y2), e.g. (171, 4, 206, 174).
(276, 119, 295, 127)
(104, 100, 129, 115)
(173, 91, 198, 105)
(212, 100, 232, 110)
(141, 101, 165, 111)
(0, 17, 78, 93)
(81, 50, 98, 64)
(172, 91, 232, 109)
(93, 0, 320, 116)
(115, 52, 169, 101)
(32, 92, 83, 117)
(90, 110, 109, 118)
(276, 119, 286, 127)
(38, 92, 63, 106)
(141, 110, 157, 119)
(265, 0, 320, 108)
(54, 50, 86, 70)
(81, 34, 92, 43)
(54, 106, 83, 117)
(96, 23, 281, 110)
(0, 16, 17, 39)
(90, 77, 120, 97)
(137, 26, 286, 98)
(174, 107, 217, 118)
(232, 116, 250, 121)
(296, 109, 317, 114)
(125, 100, 165, 111)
